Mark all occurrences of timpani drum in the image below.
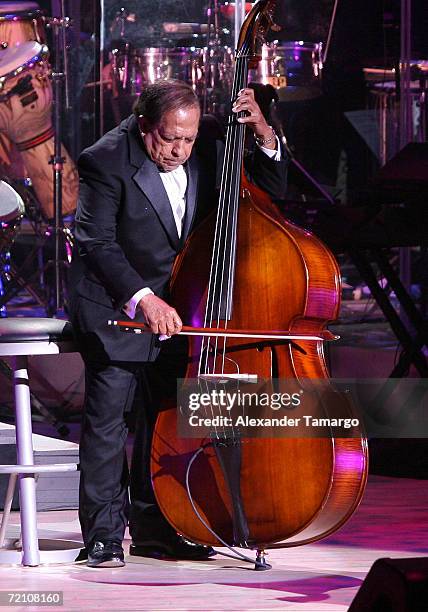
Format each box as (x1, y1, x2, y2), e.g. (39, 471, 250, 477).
(109, 44, 234, 117)
(110, 46, 204, 96)
(249, 41, 323, 101)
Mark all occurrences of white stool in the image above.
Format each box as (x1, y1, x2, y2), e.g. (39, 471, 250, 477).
(0, 317, 82, 566)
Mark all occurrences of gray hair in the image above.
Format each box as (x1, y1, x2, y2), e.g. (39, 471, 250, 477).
(133, 79, 200, 127)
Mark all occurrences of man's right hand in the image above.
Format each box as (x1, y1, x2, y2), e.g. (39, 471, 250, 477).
(138, 294, 183, 337)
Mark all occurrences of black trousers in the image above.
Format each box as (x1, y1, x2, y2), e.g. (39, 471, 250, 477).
(78, 336, 187, 547)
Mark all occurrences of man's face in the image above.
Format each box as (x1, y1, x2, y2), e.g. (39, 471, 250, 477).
(139, 105, 200, 172)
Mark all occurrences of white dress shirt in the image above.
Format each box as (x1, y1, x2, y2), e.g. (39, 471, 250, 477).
(123, 140, 281, 319)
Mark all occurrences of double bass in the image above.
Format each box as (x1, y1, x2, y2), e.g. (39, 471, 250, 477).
(125, 0, 368, 569)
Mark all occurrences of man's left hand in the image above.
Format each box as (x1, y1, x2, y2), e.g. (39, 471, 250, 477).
(232, 88, 276, 150)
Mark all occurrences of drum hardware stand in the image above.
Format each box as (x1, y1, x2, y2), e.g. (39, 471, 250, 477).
(109, 9, 133, 126)
(0, 240, 10, 317)
(0, 185, 46, 313)
(414, 67, 427, 141)
(398, 0, 413, 312)
(203, 0, 220, 114)
(110, 7, 131, 91)
(0, 259, 48, 312)
(110, 7, 128, 40)
(45, 13, 72, 316)
(0, 181, 67, 314)
(0, 183, 74, 316)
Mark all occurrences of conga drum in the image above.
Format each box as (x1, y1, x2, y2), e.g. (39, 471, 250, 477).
(0, 3, 78, 219)
(0, 1, 45, 46)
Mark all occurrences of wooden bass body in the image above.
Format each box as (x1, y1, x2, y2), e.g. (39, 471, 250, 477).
(151, 175, 368, 548)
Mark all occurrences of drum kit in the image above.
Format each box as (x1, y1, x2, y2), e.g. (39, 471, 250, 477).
(0, 1, 78, 316)
(106, 3, 324, 118)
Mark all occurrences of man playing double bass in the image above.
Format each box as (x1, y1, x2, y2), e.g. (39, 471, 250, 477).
(68, 79, 287, 567)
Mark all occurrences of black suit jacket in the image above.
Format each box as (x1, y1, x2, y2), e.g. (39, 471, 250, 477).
(68, 114, 287, 362)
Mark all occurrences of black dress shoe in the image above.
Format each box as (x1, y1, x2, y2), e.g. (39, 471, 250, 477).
(87, 540, 125, 568)
(129, 534, 216, 561)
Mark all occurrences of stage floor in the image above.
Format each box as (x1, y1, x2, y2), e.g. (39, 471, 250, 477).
(2, 474, 428, 611)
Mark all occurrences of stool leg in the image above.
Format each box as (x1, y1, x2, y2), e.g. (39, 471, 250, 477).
(0, 473, 17, 547)
(13, 355, 40, 566)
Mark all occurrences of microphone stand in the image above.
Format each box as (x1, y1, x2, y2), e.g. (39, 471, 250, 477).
(202, 0, 221, 115)
(271, 103, 335, 205)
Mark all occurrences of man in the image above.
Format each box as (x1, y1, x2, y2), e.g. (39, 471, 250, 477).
(68, 79, 287, 567)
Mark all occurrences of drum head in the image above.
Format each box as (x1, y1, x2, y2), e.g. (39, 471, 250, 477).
(0, 2, 40, 15)
(0, 40, 42, 77)
(0, 180, 25, 221)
